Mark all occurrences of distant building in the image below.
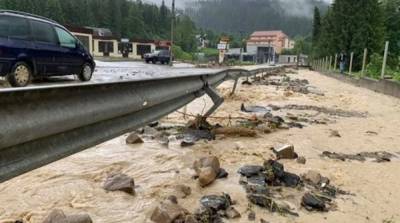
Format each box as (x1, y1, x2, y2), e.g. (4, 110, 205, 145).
(65, 25, 170, 59)
(246, 30, 294, 64)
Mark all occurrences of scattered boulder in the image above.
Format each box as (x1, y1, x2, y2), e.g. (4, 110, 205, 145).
(241, 104, 271, 113)
(198, 167, 218, 187)
(225, 206, 241, 219)
(297, 156, 307, 164)
(329, 130, 341, 138)
(193, 156, 220, 175)
(167, 195, 178, 204)
(194, 156, 226, 187)
(216, 168, 229, 179)
(194, 206, 222, 223)
(302, 170, 322, 186)
(150, 199, 189, 223)
(238, 165, 264, 177)
(264, 113, 285, 128)
(200, 194, 232, 211)
(273, 144, 298, 159)
(42, 210, 92, 223)
(125, 133, 144, 144)
(263, 159, 284, 180)
(301, 192, 327, 212)
(42, 210, 65, 223)
(181, 139, 195, 147)
(281, 172, 301, 188)
(103, 173, 135, 194)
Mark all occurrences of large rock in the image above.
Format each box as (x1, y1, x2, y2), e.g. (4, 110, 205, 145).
(198, 167, 217, 187)
(263, 160, 284, 179)
(42, 210, 92, 223)
(216, 168, 229, 179)
(225, 206, 241, 219)
(237, 165, 264, 177)
(301, 192, 326, 211)
(200, 194, 232, 211)
(273, 144, 298, 159)
(193, 156, 221, 175)
(126, 133, 144, 144)
(103, 173, 135, 194)
(150, 200, 189, 223)
(280, 172, 301, 187)
(42, 210, 66, 223)
(297, 156, 307, 164)
(302, 170, 322, 185)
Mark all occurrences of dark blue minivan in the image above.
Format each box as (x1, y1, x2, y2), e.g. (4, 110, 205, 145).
(0, 10, 95, 87)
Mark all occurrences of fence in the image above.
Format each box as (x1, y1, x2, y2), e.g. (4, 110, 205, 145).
(310, 41, 400, 98)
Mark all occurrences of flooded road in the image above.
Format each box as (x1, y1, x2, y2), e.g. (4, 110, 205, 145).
(1, 69, 400, 223)
(0, 60, 222, 89)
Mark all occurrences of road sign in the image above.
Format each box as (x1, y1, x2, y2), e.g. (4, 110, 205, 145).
(217, 43, 227, 50)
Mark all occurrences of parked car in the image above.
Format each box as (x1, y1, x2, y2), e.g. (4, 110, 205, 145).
(0, 10, 95, 87)
(144, 50, 171, 65)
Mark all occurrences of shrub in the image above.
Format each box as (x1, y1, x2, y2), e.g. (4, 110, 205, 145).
(172, 45, 193, 61)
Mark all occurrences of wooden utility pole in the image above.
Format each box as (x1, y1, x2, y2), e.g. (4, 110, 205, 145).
(381, 41, 389, 79)
(361, 48, 368, 76)
(349, 52, 354, 75)
(170, 0, 175, 66)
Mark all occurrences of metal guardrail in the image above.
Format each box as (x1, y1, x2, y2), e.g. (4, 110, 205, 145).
(0, 66, 281, 182)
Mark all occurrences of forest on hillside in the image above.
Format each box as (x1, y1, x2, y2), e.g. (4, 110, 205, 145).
(0, 0, 198, 52)
(185, 0, 329, 37)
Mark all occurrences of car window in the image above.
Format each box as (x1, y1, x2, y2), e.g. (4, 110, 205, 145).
(0, 16, 8, 38)
(30, 20, 57, 44)
(55, 27, 76, 48)
(0, 15, 30, 40)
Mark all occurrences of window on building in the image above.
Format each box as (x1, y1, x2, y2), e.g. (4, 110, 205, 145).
(30, 20, 57, 44)
(137, 44, 151, 56)
(55, 27, 77, 48)
(99, 41, 114, 53)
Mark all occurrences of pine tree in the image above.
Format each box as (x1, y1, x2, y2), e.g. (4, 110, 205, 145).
(46, 0, 65, 23)
(384, 0, 400, 67)
(312, 7, 321, 44)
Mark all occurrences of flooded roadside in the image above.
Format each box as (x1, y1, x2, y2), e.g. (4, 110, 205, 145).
(1, 68, 400, 223)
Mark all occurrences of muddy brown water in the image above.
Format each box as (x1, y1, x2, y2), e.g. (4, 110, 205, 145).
(1, 69, 400, 223)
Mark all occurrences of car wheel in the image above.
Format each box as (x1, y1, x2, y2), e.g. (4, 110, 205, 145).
(145, 60, 150, 63)
(78, 63, 93, 82)
(7, 62, 32, 87)
(152, 59, 157, 64)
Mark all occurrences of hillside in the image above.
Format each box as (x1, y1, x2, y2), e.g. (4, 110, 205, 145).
(185, 0, 329, 37)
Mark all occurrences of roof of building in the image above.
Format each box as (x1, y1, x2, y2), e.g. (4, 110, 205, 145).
(64, 25, 93, 35)
(250, 30, 288, 38)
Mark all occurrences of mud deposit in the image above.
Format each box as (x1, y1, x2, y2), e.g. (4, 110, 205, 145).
(1, 69, 400, 223)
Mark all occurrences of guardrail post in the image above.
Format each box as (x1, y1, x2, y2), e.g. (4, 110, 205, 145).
(329, 56, 333, 71)
(230, 74, 239, 96)
(203, 85, 224, 118)
(361, 48, 368, 76)
(381, 41, 389, 79)
(349, 52, 354, 75)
